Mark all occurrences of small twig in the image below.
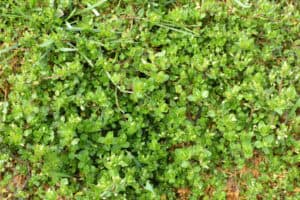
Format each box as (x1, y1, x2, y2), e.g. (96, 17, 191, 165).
(105, 71, 133, 94)
(42, 75, 61, 80)
(4, 87, 8, 101)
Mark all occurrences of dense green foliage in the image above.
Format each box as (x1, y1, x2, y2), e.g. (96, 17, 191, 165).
(0, 0, 300, 199)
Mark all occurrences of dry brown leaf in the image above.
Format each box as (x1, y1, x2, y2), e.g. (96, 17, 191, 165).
(12, 174, 26, 189)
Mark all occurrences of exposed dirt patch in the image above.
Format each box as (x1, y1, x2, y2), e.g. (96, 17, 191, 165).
(204, 184, 215, 198)
(176, 188, 191, 200)
(0, 158, 30, 200)
(168, 142, 195, 152)
(226, 177, 239, 200)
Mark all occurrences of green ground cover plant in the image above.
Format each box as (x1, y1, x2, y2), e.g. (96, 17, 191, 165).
(0, 0, 299, 199)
